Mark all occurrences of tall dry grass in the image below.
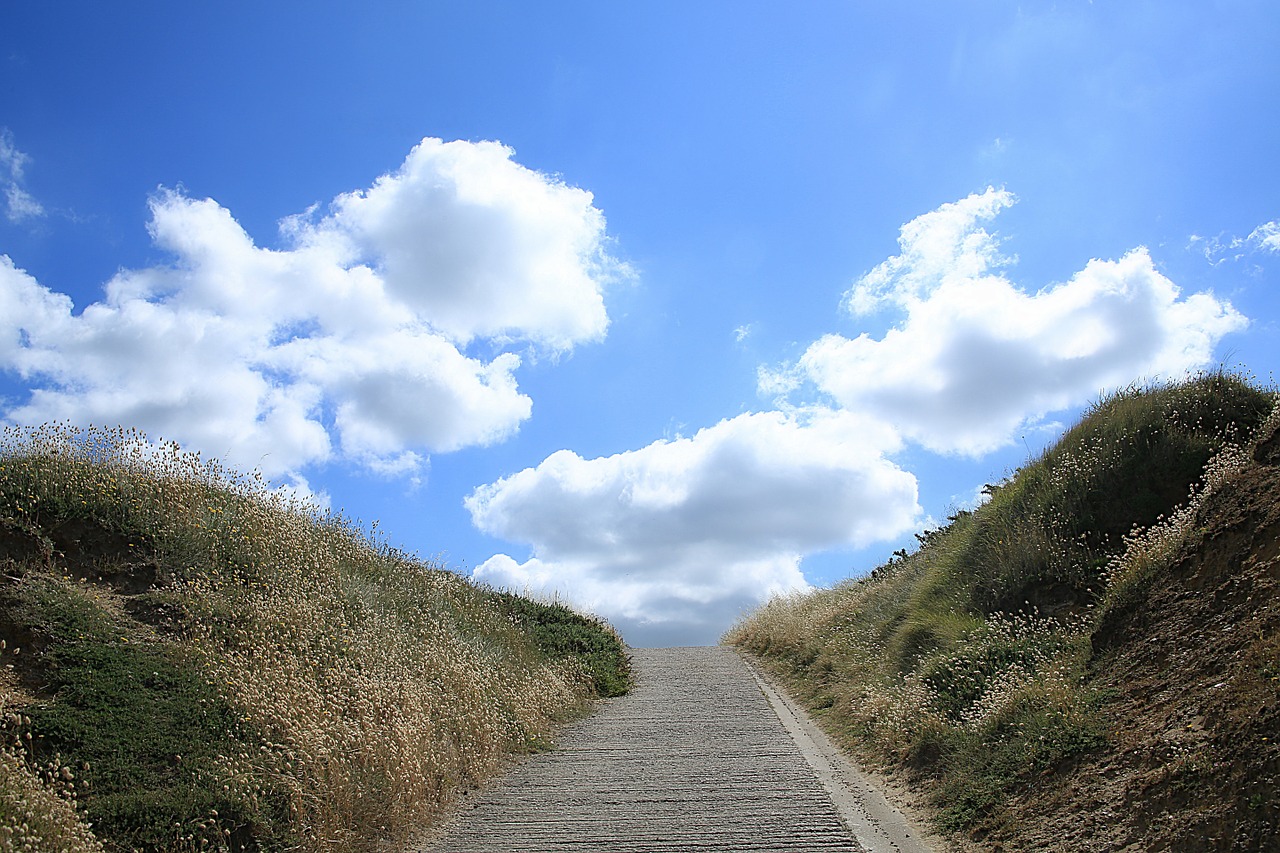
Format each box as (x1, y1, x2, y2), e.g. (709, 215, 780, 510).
(0, 422, 623, 851)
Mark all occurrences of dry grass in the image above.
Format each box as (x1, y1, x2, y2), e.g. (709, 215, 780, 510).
(0, 670, 103, 853)
(0, 423, 626, 851)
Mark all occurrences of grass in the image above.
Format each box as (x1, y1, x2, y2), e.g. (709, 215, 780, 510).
(3, 577, 283, 850)
(726, 370, 1276, 836)
(0, 423, 631, 852)
(492, 591, 632, 699)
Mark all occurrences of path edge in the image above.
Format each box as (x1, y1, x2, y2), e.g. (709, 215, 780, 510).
(736, 648, 943, 853)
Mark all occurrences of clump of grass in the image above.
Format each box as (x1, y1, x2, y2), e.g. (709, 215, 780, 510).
(0, 670, 103, 853)
(0, 748, 103, 853)
(727, 371, 1276, 835)
(930, 671, 1108, 833)
(0, 423, 630, 851)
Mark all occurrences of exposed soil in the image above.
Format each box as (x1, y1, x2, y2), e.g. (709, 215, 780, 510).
(984, 427, 1280, 851)
(0, 514, 166, 695)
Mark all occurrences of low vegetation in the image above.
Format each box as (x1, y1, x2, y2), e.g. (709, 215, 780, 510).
(0, 423, 630, 852)
(727, 371, 1280, 849)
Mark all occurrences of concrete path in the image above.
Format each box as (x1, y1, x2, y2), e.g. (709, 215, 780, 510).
(421, 646, 935, 853)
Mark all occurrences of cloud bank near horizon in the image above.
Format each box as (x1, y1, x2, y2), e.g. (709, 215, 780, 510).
(0, 138, 623, 482)
(468, 408, 920, 645)
(470, 188, 1247, 645)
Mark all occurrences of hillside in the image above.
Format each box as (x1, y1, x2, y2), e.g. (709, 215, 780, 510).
(728, 372, 1279, 851)
(0, 424, 630, 853)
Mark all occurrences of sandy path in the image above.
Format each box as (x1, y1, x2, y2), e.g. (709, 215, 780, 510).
(421, 646, 935, 853)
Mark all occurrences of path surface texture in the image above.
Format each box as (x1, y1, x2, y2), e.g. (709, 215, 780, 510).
(423, 646, 935, 853)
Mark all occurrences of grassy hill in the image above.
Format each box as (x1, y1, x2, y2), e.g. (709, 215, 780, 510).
(0, 424, 630, 852)
(727, 372, 1279, 851)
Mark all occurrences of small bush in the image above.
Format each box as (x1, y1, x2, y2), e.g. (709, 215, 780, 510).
(493, 592, 632, 697)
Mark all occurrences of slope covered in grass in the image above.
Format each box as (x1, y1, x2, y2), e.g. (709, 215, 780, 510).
(727, 372, 1279, 851)
(0, 424, 630, 853)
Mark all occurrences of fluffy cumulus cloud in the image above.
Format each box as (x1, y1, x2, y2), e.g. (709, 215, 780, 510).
(769, 188, 1248, 456)
(467, 408, 921, 646)
(0, 138, 621, 480)
(309, 141, 614, 351)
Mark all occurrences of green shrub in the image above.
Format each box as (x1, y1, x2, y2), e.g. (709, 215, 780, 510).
(493, 593, 632, 698)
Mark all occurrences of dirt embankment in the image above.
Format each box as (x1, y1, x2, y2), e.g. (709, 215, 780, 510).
(993, 426, 1280, 851)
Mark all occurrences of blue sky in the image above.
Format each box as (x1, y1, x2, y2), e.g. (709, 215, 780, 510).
(2, 2, 1278, 645)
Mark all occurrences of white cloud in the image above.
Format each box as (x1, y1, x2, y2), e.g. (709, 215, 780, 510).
(0, 132, 29, 181)
(0, 130, 45, 223)
(0, 139, 619, 482)
(1248, 220, 1280, 254)
(295, 138, 623, 351)
(5, 187, 44, 223)
(1189, 218, 1280, 264)
(772, 189, 1247, 456)
(467, 408, 921, 645)
(844, 187, 1016, 316)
